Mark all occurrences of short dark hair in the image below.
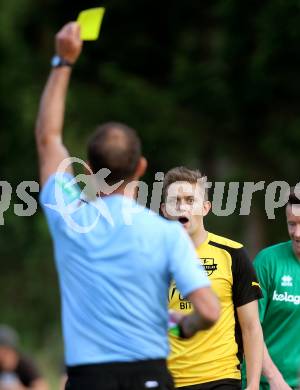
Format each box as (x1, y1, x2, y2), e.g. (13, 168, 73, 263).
(162, 166, 208, 202)
(87, 122, 141, 185)
(288, 186, 300, 205)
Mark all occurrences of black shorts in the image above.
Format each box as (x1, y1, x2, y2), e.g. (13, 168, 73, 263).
(178, 379, 241, 390)
(65, 359, 175, 390)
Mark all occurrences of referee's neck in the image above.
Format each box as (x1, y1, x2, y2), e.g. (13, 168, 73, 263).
(98, 181, 139, 200)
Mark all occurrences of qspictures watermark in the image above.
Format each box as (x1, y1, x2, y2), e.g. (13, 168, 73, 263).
(1, 157, 300, 231)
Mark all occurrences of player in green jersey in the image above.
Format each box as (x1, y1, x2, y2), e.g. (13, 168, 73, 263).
(250, 186, 300, 390)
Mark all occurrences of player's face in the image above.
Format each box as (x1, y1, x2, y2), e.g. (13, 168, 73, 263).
(162, 181, 210, 236)
(286, 204, 300, 259)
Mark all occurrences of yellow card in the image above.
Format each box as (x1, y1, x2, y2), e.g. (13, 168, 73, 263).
(77, 7, 105, 41)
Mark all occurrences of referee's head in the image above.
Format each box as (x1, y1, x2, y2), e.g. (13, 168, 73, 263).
(87, 122, 147, 185)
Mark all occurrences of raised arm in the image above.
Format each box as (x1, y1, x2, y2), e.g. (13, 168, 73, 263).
(35, 22, 82, 186)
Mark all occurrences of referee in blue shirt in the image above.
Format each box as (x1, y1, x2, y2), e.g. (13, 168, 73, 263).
(36, 23, 220, 390)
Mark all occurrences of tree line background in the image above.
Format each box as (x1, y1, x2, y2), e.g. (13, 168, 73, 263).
(1, 0, 299, 383)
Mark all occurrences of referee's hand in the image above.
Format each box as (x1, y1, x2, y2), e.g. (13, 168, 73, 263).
(55, 22, 83, 64)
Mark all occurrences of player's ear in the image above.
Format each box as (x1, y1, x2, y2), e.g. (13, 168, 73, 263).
(203, 201, 211, 217)
(161, 203, 167, 217)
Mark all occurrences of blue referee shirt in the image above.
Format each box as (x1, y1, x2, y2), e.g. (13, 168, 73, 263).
(40, 173, 210, 366)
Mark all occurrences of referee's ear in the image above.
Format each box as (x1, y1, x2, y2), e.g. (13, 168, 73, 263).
(134, 157, 147, 180)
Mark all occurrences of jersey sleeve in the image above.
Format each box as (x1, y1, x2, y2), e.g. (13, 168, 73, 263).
(16, 356, 42, 386)
(232, 247, 263, 307)
(253, 250, 272, 323)
(167, 223, 210, 298)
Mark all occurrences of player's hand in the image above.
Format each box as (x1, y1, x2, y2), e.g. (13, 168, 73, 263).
(168, 310, 184, 325)
(55, 22, 83, 64)
(168, 310, 185, 337)
(269, 375, 292, 390)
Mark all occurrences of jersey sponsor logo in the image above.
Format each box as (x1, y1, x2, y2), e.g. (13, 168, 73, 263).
(169, 285, 192, 309)
(281, 275, 293, 287)
(273, 290, 300, 305)
(169, 286, 177, 301)
(200, 258, 218, 276)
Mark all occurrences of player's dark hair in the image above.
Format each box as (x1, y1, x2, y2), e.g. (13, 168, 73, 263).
(87, 122, 141, 185)
(162, 166, 208, 202)
(288, 186, 300, 205)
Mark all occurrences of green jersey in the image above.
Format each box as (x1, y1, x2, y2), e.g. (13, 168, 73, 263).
(255, 241, 300, 389)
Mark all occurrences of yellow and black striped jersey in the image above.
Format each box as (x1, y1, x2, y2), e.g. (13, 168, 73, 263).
(168, 232, 262, 387)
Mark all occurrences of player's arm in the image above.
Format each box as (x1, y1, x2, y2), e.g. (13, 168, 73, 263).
(35, 22, 82, 186)
(170, 287, 220, 338)
(261, 344, 292, 390)
(231, 247, 264, 390)
(253, 254, 292, 390)
(237, 300, 263, 390)
(182, 287, 220, 336)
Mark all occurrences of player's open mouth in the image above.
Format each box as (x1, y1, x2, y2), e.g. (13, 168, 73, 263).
(178, 216, 189, 225)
